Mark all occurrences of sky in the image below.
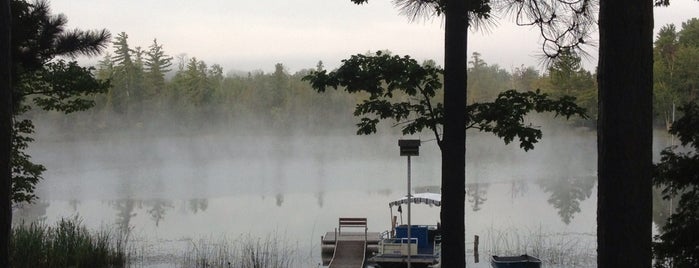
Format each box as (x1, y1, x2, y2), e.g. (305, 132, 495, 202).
(50, 0, 699, 74)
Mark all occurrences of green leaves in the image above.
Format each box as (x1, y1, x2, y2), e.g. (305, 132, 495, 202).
(468, 89, 587, 151)
(304, 52, 445, 140)
(653, 101, 699, 267)
(11, 119, 45, 204)
(304, 52, 588, 151)
(22, 60, 110, 113)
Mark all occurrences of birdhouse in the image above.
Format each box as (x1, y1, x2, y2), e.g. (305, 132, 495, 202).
(398, 139, 420, 156)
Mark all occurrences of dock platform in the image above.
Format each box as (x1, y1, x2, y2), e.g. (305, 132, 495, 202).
(321, 218, 381, 267)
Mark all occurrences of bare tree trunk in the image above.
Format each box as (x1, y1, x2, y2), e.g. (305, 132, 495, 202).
(0, 0, 12, 265)
(597, 0, 653, 267)
(441, 0, 468, 267)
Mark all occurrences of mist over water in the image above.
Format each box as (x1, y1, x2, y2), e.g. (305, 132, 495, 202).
(15, 114, 674, 267)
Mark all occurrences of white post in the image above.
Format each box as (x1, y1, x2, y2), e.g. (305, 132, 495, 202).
(407, 155, 412, 268)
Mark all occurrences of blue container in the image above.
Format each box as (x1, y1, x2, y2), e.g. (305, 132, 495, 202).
(395, 225, 430, 254)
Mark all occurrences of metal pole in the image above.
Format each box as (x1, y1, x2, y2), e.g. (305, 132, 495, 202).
(407, 155, 412, 268)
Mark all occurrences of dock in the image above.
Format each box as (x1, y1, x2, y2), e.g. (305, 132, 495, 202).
(321, 218, 381, 267)
(328, 240, 367, 268)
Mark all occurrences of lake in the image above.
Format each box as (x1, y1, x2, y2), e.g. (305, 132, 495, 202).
(14, 122, 671, 267)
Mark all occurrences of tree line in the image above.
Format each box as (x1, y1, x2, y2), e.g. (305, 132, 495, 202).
(49, 37, 602, 134)
(56, 19, 699, 136)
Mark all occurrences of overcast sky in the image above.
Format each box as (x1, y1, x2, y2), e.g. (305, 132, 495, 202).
(51, 0, 699, 73)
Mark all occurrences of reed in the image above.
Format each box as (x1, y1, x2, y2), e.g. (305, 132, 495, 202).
(484, 226, 596, 267)
(181, 233, 301, 268)
(10, 216, 130, 268)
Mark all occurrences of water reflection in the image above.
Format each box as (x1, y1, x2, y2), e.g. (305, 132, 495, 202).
(188, 198, 208, 214)
(275, 193, 284, 207)
(508, 180, 529, 200)
(13, 201, 49, 224)
(146, 199, 174, 226)
(466, 182, 489, 212)
(537, 176, 596, 224)
(111, 199, 137, 232)
(68, 199, 80, 212)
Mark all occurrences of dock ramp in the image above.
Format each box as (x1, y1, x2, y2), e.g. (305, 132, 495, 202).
(328, 218, 368, 268)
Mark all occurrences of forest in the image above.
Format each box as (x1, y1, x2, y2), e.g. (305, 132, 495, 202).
(27, 34, 599, 136)
(26, 18, 699, 137)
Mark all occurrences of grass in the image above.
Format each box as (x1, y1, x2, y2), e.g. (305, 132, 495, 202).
(181, 233, 301, 268)
(10, 216, 130, 268)
(11, 217, 307, 267)
(484, 226, 596, 267)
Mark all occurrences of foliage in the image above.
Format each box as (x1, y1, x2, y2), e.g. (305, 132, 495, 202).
(10, 217, 128, 267)
(303, 51, 587, 151)
(653, 101, 699, 268)
(9, 0, 110, 204)
(654, 19, 699, 128)
(19, 60, 109, 113)
(10, 117, 43, 204)
(543, 48, 597, 123)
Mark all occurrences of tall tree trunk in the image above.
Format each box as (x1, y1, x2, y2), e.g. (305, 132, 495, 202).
(0, 0, 12, 265)
(441, 0, 468, 267)
(597, 0, 653, 267)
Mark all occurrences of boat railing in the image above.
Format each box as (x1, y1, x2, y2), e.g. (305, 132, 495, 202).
(378, 237, 418, 256)
(379, 230, 390, 239)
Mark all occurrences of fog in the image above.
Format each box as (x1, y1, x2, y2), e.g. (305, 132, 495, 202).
(14, 111, 674, 266)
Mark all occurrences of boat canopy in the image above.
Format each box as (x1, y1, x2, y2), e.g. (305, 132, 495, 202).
(389, 193, 441, 207)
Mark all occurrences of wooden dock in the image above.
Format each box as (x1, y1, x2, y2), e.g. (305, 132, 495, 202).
(321, 218, 381, 267)
(328, 240, 367, 268)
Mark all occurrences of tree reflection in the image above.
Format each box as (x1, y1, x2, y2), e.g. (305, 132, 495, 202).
(68, 199, 80, 212)
(13, 201, 49, 224)
(275, 193, 284, 207)
(112, 199, 138, 232)
(466, 182, 489, 212)
(146, 199, 174, 226)
(509, 180, 529, 200)
(538, 176, 595, 224)
(188, 198, 208, 214)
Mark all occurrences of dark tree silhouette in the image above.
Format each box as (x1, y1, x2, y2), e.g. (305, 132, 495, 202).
(441, 2, 468, 266)
(597, 0, 653, 267)
(653, 101, 699, 267)
(9, 0, 110, 204)
(0, 0, 11, 265)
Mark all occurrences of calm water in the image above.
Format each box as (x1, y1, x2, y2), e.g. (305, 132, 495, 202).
(15, 122, 670, 267)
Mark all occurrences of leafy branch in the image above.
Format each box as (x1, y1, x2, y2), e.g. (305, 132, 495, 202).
(304, 52, 587, 151)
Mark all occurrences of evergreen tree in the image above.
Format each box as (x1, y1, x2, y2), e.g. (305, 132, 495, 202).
(144, 39, 173, 98)
(9, 0, 110, 206)
(109, 32, 134, 116)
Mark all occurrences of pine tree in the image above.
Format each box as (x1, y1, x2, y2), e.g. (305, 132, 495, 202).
(144, 39, 173, 97)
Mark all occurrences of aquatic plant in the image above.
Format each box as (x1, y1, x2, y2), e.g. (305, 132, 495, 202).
(181, 233, 302, 268)
(484, 226, 596, 267)
(10, 216, 130, 267)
